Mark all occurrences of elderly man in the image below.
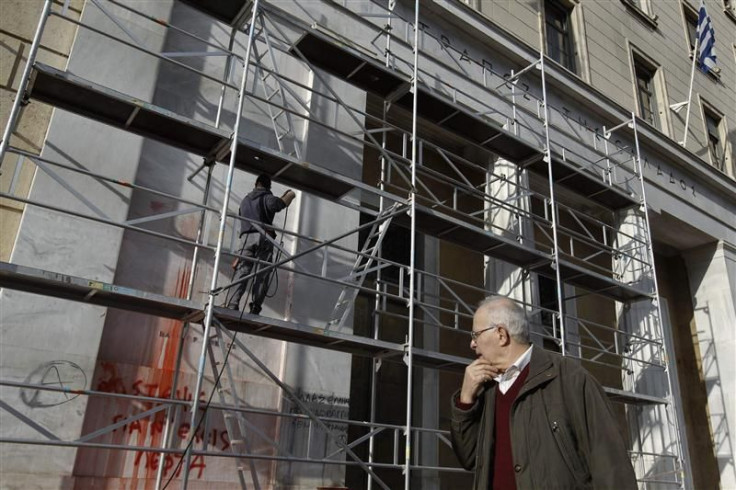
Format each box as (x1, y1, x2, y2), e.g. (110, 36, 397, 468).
(450, 296, 637, 490)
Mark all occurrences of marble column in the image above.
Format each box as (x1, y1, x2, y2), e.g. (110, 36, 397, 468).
(684, 241, 736, 489)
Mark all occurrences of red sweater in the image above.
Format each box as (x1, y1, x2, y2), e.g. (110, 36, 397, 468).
(492, 365, 530, 490)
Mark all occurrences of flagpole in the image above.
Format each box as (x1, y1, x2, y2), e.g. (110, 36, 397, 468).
(681, 2, 703, 147)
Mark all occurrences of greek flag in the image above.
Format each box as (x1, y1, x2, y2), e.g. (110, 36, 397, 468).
(696, 2, 717, 73)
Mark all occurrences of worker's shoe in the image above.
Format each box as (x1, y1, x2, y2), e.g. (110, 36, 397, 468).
(225, 303, 240, 311)
(249, 303, 262, 315)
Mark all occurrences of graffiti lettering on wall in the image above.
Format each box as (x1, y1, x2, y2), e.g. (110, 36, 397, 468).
(21, 360, 87, 407)
(109, 412, 230, 478)
(109, 414, 230, 451)
(95, 362, 205, 402)
(133, 451, 206, 479)
(92, 363, 228, 479)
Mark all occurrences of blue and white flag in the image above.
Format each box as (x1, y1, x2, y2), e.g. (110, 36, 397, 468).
(696, 1, 717, 73)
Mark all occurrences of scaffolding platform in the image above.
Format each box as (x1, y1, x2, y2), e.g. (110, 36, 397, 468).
(395, 206, 650, 301)
(524, 155, 636, 210)
(179, 0, 250, 26)
(26, 63, 354, 200)
(291, 30, 637, 210)
(206, 307, 470, 371)
(0, 260, 663, 403)
(532, 259, 650, 301)
(605, 386, 667, 406)
(292, 30, 534, 162)
(0, 261, 467, 372)
(0, 261, 199, 319)
(24, 64, 647, 302)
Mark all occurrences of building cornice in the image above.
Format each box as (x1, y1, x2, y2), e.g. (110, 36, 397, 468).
(427, 0, 736, 200)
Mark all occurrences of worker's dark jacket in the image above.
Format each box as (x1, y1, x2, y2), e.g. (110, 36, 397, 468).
(239, 188, 286, 237)
(450, 346, 638, 490)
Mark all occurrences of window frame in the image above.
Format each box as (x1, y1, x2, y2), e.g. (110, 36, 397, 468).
(628, 47, 668, 134)
(620, 0, 659, 27)
(634, 61, 658, 127)
(543, 0, 578, 74)
(700, 100, 729, 172)
(724, 0, 736, 23)
(682, 3, 699, 54)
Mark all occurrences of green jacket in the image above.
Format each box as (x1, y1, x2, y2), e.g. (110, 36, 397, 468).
(450, 346, 637, 490)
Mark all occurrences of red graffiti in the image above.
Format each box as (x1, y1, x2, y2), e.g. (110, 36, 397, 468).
(110, 414, 230, 451)
(149, 200, 167, 212)
(133, 450, 206, 479)
(96, 370, 240, 479)
(97, 373, 205, 404)
(110, 412, 231, 479)
(95, 362, 127, 393)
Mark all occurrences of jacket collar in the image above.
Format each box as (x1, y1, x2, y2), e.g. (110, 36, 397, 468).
(248, 188, 272, 198)
(518, 345, 557, 396)
(483, 345, 558, 401)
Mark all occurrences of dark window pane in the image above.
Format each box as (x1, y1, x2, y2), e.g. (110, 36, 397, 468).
(545, 0, 576, 72)
(686, 16, 697, 50)
(705, 113, 724, 169)
(634, 61, 658, 127)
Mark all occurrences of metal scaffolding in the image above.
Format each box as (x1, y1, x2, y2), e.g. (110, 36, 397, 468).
(0, 0, 686, 488)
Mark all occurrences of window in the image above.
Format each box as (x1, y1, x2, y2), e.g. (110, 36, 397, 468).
(703, 107, 726, 171)
(632, 0, 651, 13)
(633, 57, 659, 127)
(545, 0, 577, 73)
(621, 0, 658, 26)
(725, 0, 736, 20)
(684, 6, 698, 52)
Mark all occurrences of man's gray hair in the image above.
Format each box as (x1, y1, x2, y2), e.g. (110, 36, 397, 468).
(478, 296, 530, 344)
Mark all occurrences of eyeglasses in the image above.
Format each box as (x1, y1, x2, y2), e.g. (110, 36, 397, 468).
(470, 324, 502, 341)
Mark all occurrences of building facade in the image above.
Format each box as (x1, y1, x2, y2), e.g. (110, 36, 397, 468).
(0, 0, 734, 489)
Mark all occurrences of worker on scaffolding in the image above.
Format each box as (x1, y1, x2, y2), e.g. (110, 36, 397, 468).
(226, 174, 295, 314)
(450, 297, 637, 490)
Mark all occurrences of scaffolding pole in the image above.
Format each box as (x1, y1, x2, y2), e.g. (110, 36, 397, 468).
(630, 114, 688, 489)
(155, 22, 238, 488)
(181, 2, 261, 487)
(539, 54, 567, 354)
(404, 1, 420, 487)
(0, 0, 52, 164)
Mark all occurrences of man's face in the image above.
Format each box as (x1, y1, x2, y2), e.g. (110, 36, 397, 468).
(470, 306, 500, 364)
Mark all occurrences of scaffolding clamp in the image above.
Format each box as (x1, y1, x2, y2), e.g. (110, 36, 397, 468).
(402, 341, 412, 367)
(385, 81, 411, 106)
(375, 358, 383, 373)
(189, 137, 232, 182)
(209, 136, 234, 163)
(603, 118, 633, 140)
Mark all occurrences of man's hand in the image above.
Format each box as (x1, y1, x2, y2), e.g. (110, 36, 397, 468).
(459, 359, 503, 404)
(281, 189, 296, 206)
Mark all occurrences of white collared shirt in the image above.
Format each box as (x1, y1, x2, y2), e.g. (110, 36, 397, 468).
(494, 345, 533, 394)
